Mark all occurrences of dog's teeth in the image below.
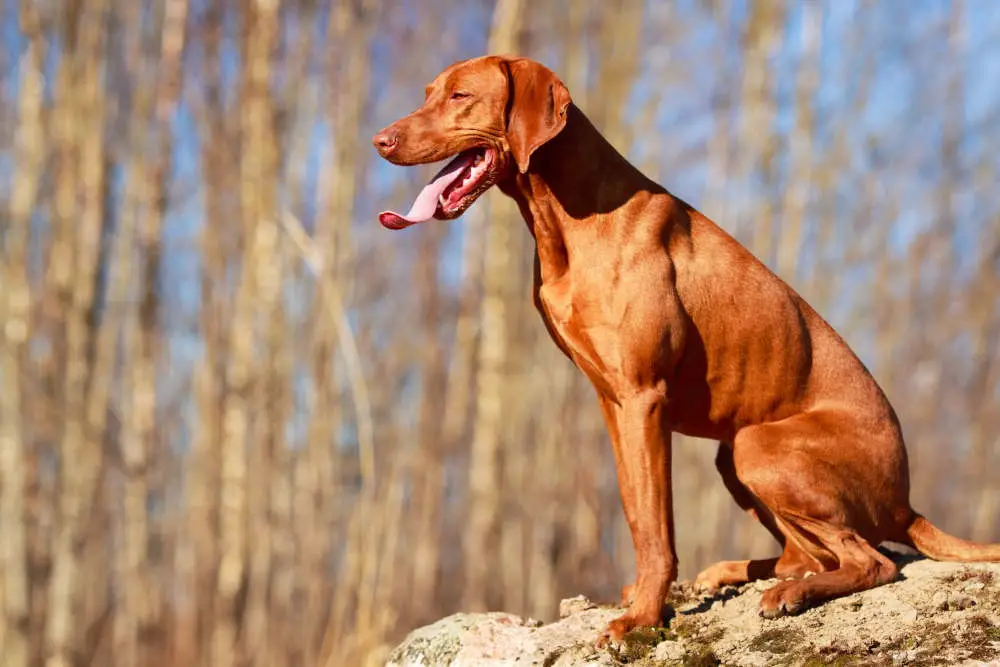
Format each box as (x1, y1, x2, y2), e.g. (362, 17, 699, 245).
(439, 194, 447, 207)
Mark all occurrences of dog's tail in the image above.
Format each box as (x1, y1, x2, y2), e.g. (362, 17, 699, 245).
(902, 512, 1000, 562)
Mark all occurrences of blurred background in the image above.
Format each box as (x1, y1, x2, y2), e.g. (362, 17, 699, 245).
(1, 0, 999, 665)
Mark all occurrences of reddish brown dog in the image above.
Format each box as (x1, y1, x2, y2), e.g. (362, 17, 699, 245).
(373, 55, 1000, 643)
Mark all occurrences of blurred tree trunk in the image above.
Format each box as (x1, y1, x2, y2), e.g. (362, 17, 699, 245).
(0, 7, 46, 666)
(212, 1, 281, 665)
(525, 361, 573, 619)
(905, 1, 964, 515)
(314, 1, 378, 663)
(928, 0, 965, 522)
(243, 7, 316, 667)
(301, 13, 346, 660)
(736, 0, 783, 260)
(340, 2, 388, 650)
(266, 10, 320, 667)
(110, 1, 156, 660)
(243, 170, 288, 667)
(967, 214, 1000, 541)
(117, 2, 186, 664)
(181, 3, 231, 664)
(776, 1, 820, 281)
(44, 4, 109, 665)
(591, 0, 643, 150)
(703, 0, 735, 206)
(963, 10, 998, 537)
(409, 223, 449, 609)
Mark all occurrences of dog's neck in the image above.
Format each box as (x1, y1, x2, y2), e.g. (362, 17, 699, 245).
(498, 104, 664, 282)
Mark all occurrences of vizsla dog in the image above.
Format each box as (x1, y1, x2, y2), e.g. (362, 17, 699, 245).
(372, 55, 1000, 643)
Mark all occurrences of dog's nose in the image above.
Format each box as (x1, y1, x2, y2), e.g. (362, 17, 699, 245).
(373, 129, 399, 157)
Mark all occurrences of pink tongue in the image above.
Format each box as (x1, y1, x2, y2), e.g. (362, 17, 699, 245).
(379, 152, 474, 229)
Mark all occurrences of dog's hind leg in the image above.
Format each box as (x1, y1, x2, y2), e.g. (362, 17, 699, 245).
(731, 414, 900, 617)
(758, 522, 898, 617)
(695, 442, 822, 591)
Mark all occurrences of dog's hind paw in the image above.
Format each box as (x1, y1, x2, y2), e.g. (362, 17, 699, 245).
(759, 580, 809, 618)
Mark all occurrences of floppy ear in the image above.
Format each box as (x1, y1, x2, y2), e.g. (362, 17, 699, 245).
(504, 58, 572, 174)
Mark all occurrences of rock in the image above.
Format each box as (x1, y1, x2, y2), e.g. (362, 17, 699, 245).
(897, 605, 919, 623)
(385, 606, 621, 667)
(651, 639, 685, 663)
(948, 592, 977, 610)
(558, 594, 596, 619)
(935, 590, 979, 611)
(387, 557, 1000, 666)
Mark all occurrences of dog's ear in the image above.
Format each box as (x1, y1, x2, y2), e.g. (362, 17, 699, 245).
(504, 58, 571, 174)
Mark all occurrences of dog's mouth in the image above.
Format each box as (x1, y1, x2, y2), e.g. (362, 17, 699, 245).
(378, 146, 498, 230)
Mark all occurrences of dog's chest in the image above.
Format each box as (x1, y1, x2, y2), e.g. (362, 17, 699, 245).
(537, 276, 625, 398)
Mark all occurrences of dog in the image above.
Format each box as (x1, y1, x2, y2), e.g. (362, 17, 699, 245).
(372, 55, 1000, 643)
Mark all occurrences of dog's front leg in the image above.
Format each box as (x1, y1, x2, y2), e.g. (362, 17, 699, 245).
(598, 388, 676, 645)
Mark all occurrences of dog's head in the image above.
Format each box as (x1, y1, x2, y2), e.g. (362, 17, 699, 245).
(372, 55, 571, 229)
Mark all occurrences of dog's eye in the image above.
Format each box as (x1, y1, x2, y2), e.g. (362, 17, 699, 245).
(450, 91, 471, 101)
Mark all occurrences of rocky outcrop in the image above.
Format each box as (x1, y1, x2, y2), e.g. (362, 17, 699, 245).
(387, 555, 1000, 666)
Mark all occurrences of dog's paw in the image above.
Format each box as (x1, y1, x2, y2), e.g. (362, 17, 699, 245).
(596, 616, 633, 648)
(693, 562, 732, 593)
(595, 608, 663, 648)
(693, 580, 719, 594)
(759, 580, 809, 618)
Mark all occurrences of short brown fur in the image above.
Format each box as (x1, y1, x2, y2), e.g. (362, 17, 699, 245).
(373, 55, 1000, 644)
